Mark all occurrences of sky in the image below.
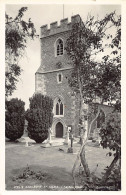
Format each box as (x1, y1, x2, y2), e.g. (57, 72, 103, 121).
(6, 3, 121, 110)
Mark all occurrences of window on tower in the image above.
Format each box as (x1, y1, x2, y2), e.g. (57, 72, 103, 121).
(60, 102, 63, 115)
(55, 38, 64, 56)
(56, 103, 59, 115)
(59, 74, 61, 82)
(57, 73, 63, 83)
(54, 98, 64, 116)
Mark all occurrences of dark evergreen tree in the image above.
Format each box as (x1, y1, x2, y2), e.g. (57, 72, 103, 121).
(25, 93, 53, 143)
(5, 98, 25, 141)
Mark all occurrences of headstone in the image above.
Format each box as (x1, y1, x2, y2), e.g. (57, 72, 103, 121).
(64, 127, 71, 145)
(97, 129, 101, 147)
(25, 140, 29, 147)
(67, 127, 74, 153)
(71, 133, 74, 148)
(48, 128, 52, 144)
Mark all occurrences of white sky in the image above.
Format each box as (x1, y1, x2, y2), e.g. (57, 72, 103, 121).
(6, 4, 121, 110)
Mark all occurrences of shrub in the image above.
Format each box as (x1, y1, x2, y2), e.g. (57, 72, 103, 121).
(25, 93, 53, 143)
(100, 111, 121, 158)
(99, 111, 121, 186)
(5, 98, 25, 141)
(67, 147, 73, 153)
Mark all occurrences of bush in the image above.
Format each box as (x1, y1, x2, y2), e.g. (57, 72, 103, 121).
(67, 147, 73, 153)
(25, 93, 53, 143)
(100, 111, 121, 158)
(5, 98, 25, 141)
(99, 111, 121, 187)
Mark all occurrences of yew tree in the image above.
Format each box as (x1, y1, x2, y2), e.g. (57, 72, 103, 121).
(5, 7, 38, 97)
(65, 12, 121, 188)
(25, 93, 53, 143)
(5, 98, 25, 141)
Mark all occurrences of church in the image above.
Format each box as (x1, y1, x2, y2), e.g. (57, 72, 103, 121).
(35, 15, 113, 139)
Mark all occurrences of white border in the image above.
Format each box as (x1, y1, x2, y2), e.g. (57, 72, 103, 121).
(1, 1, 126, 195)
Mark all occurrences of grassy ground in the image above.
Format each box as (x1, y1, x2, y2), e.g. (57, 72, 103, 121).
(5, 140, 113, 191)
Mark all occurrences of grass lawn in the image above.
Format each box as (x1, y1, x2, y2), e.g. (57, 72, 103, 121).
(5, 140, 113, 191)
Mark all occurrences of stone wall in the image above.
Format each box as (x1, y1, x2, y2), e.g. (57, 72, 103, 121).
(36, 68, 79, 137)
(37, 32, 72, 73)
(35, 14, 114, 139)
(35, 15, 82, 137)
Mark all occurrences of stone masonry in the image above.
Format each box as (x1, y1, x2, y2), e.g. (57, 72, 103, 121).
(35, 15, 82, 138)
(35, 14, 113, 139)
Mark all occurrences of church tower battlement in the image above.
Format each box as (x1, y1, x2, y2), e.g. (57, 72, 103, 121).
(40, 14, 81, 38)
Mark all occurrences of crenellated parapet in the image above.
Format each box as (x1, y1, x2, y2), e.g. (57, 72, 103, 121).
(40, 14, 81, 38)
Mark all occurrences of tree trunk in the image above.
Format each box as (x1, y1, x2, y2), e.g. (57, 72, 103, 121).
(72, 109, 100, 188)
(101, 155, 119, 184)
(72, 65, 101, 188)
(80, 145, 90, 178)
(77, 69, 90, 176)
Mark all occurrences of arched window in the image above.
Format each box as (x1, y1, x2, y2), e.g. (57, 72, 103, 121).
(60, 102, 63, 115)
(56, 103, 59, 115)
(54, 98, 64, 116)
(97, 109, 105, 128)
(55, 38, 64, 56)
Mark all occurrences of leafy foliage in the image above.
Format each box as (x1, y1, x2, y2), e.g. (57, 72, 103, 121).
(100, 112, 121, 158)
(25, 93, 53, 143)
(65, 12, 121, 188)
(106, 163, 121, 190)
(5, 7, 38, 97)
(98, 110, 121, 187)
(65, 12, 121, 104)
(5, 98, 25, 141)
(78, 172, 121, 191)
(12, 164, 49, 182)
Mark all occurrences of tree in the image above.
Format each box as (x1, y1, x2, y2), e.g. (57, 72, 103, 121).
(5, 7, 38, 97)
(5, 98, 25, 141)
(25, 93, 53, 143)
(66, 12, 121, 104)
(100, 111, 121, 184)
(65, 12, 121, 188)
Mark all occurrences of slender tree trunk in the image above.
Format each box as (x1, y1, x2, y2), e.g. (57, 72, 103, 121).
(72, 108, 100, 188)
(77, 68, 91, 177)
(72, 63, 101, 187)
(80, 145, 90, 178)
(101, 155, 119, 183)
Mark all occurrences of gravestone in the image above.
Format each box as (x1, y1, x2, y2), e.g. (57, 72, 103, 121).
(64, 127, 71, 145)
(48, 128, 52, 144)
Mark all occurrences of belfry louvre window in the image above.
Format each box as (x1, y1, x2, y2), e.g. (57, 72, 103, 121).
(57, 39, 63, 56)
(56, 98, 63, 115)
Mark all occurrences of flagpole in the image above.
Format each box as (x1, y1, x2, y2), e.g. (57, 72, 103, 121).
(63, 4, 64, 19)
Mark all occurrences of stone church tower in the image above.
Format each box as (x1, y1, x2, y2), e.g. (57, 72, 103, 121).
(35, 14, 113, 139)
(35, 15, 81, 138)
